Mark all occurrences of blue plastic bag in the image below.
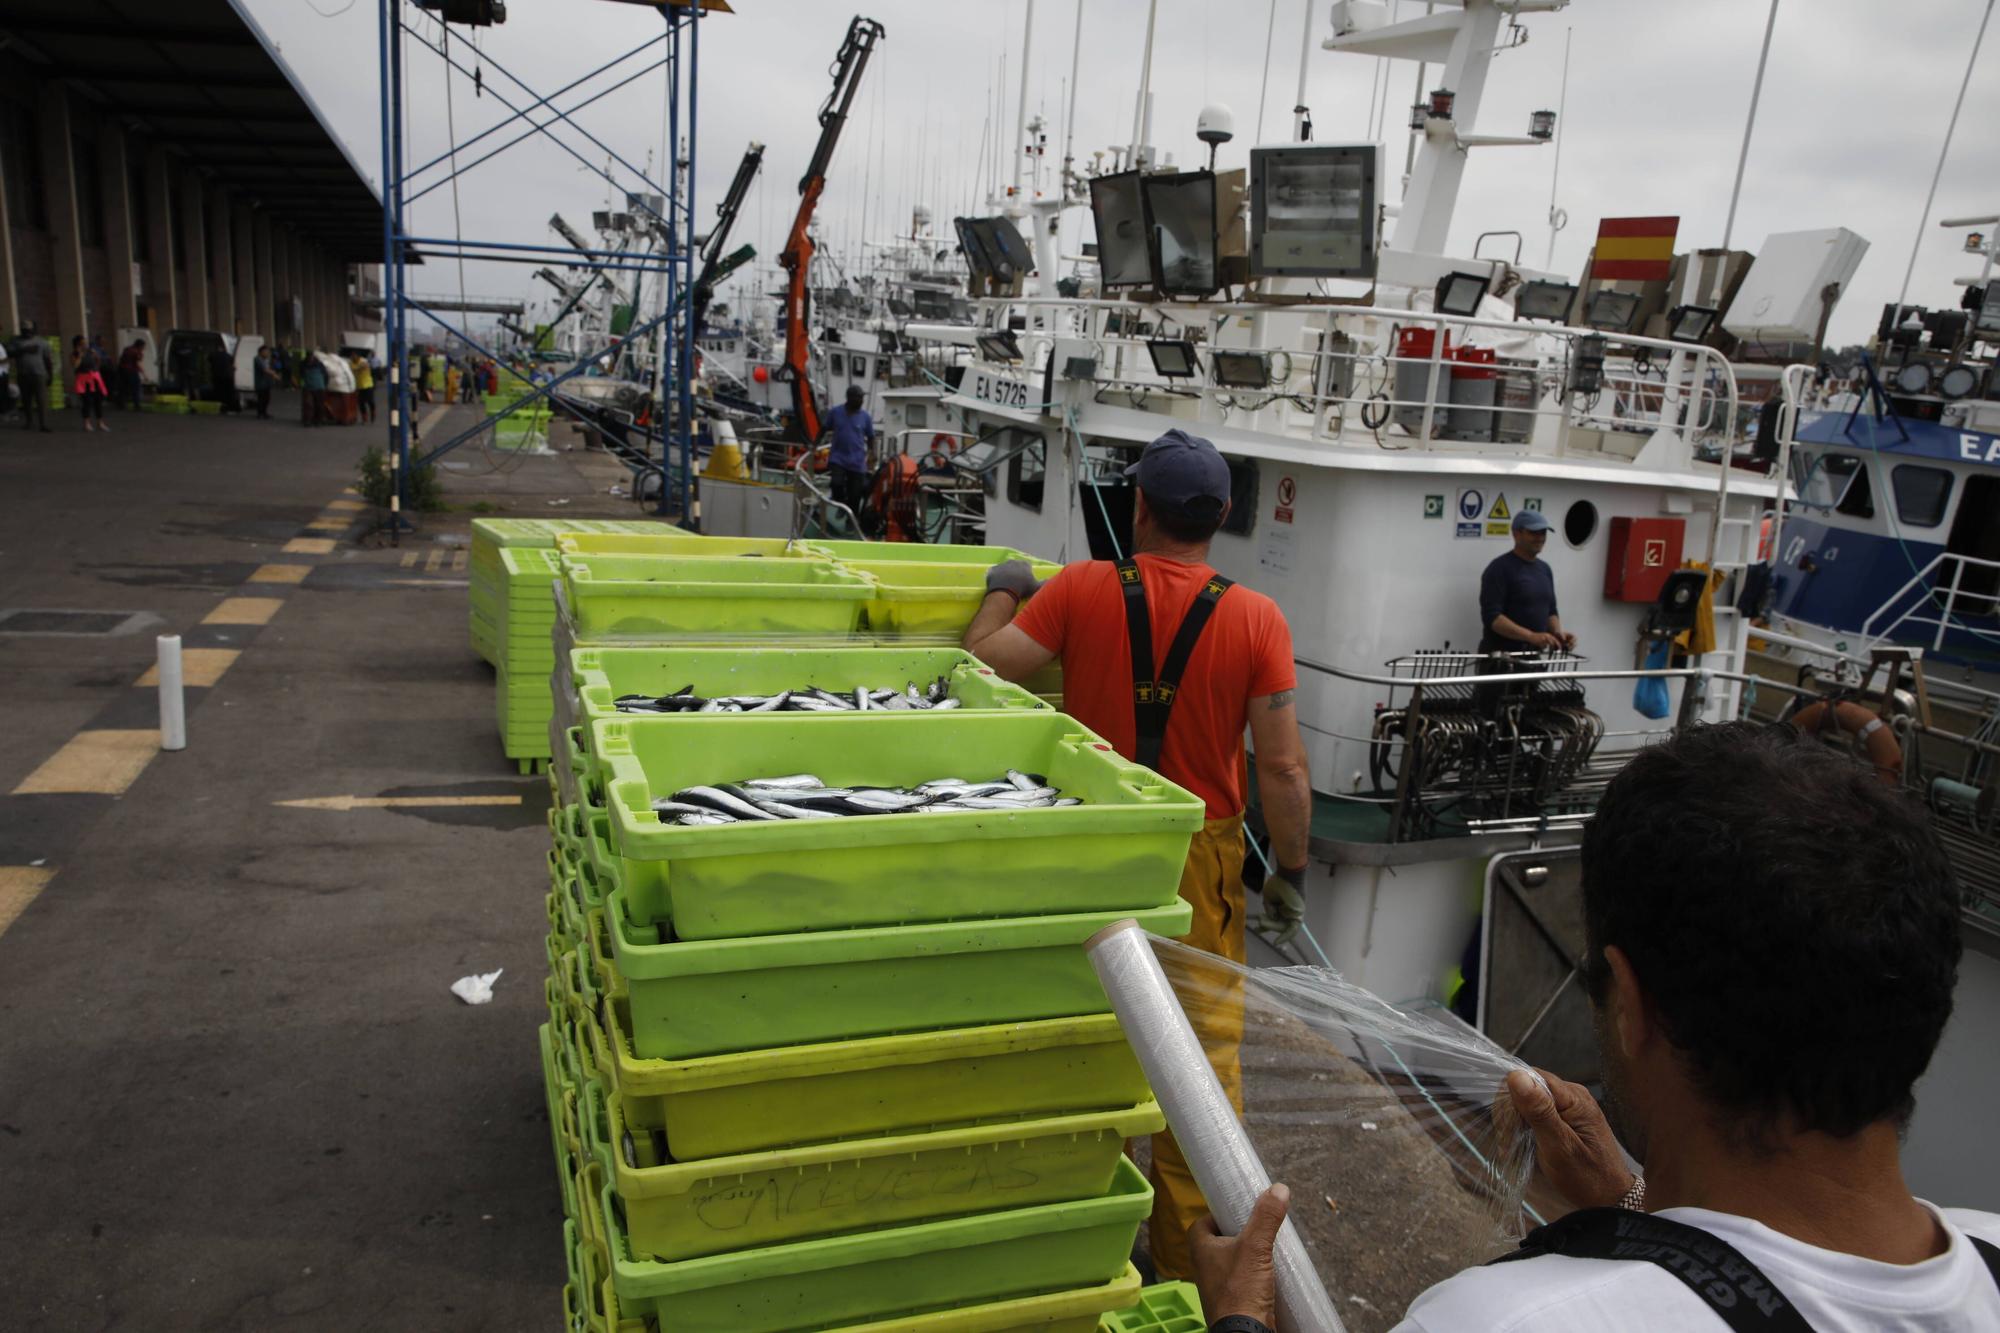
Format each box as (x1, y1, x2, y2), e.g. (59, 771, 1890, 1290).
(1633, 640, 1672, 720)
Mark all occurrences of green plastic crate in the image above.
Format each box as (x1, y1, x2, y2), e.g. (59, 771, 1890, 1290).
(809, 540, 1047, 566)
(581, 1074, 1161, 1261)
(833, 1266, 1142, 1333)
(583, 995, 1148, 1160)
(582, 1158, 1152, 1333)
(1097, 1282, 1204, 1332)
(561, 554, 876, 639)
(596, 712, 1201, 938)
(556, 531, 832, 560)
(606, 892, 1191, 1060)
(568, 645, 1048, 729)
(844, 559, 1064, 637)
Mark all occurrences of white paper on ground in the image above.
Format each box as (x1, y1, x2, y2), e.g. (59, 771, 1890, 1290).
(451, 969, 504, 1005)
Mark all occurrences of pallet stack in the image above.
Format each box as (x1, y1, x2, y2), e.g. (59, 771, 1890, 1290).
(531, 531, 1203, 1331)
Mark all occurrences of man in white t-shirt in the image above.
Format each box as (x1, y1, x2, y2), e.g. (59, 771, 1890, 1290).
(1189, 721, 2000, 1332)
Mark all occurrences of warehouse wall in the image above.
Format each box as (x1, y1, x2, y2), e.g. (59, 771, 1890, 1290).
(0, 59, 364, 355)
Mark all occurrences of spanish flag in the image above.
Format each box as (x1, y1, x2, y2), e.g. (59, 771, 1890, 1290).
(1592, 216, 1679, 282)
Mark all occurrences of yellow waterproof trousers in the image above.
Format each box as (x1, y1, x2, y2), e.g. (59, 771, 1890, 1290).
(1145, 812, 1247, 1279)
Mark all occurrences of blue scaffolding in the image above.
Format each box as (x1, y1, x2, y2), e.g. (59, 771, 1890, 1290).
(374, 0, 710, 529)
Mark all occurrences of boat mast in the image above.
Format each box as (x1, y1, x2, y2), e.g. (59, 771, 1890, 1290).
(1721, 0, 1780, 252)
(1129, 0, 1158, 165)
(1894, 0, 1997, 323)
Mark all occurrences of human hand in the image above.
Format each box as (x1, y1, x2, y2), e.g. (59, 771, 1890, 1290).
(985, 559, 1043, 602)
(1504, 1068, 1636, 1212)
(1535, 632, 1563, 651)
(1189, 1184, 1289, 1329)
(1256, 864, 1308, 947)
(1560, 632, 1578, 652)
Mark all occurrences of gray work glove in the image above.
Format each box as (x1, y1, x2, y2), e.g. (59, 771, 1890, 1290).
(1257, 864, 1308, 948)
(985, 559, 1043, 602)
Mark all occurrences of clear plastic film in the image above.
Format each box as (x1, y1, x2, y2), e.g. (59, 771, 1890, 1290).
(1131, 931, 1542, 1333)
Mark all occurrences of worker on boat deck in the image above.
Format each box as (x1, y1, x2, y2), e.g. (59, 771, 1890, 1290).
(1480, 508, 1577, 653)
(963, 427, 1314, 1281)
(1189, 721, 2000, 1332)
(825, 383, 875, 525)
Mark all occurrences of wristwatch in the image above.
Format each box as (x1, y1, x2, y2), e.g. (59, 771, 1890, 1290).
(1210, 1318, 1276, 1333)
(1616, 1175, 1647, 1212)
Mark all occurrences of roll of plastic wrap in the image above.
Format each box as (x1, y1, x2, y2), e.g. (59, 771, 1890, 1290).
(1087, 919, 1346, 1333)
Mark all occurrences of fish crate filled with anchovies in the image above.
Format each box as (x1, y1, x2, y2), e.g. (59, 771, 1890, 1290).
(531, 528, 1191, 1330)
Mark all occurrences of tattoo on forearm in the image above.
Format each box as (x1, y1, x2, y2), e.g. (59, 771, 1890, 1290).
(1266, 689, 1294, 710)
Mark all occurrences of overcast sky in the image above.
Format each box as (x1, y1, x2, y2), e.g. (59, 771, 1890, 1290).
(247, 0, 2000, 344)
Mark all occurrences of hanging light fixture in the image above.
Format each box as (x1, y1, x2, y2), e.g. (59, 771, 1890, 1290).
(1428, 88, 1456, 119)
(1529, 109, 1557, 140)
(1408, 101, 1430, 132)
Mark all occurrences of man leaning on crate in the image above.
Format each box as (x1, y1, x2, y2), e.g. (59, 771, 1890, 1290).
(963, 427, 1316, 1280)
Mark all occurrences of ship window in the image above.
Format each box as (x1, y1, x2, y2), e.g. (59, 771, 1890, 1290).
(907, 403, 928, 429)
(1006, 434, 1046, 511)
(1795, 451, 1874, 517)
(1892, 465, 1952, 527)
(830, 352, 845, 377)
(1221, 457, 1258, 536)
(1834, 459, 1875, 518)
(1564, 500, 1597, 548)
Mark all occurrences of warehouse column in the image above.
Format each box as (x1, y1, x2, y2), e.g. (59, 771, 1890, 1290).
(143, 145, 179, 330)
(38, 83, 88, 340)
(252, 210, 273, 342)
(100, 124, 138, 329)
(179, 164, 208, 328)
(233, 201, 255, 336)
(209, 185, 235, 334)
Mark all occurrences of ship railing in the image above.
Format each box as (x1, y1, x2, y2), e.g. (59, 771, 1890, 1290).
(1859, 551, 2000, 650)
(928, 297, 1743, 470)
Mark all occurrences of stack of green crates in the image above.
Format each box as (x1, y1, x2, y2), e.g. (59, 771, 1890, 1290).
(539, 639, 1207, 1330)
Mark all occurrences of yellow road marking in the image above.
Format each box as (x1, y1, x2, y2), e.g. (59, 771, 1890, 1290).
(451, 550, 467, 572)
(136, 647, 240, 689)
(284, 537, 336, 555)
(425, 549, 443, 573)
(12, 730, 159, 795)
(250, 564, 311, 585)
(204, 597, 283, 626)
(400, 551, 419, 568)
(274, 794, 523, 812)
(0, 867, 57, 937)
(326, 499, 366, 512)
(305, 518, 347, 533)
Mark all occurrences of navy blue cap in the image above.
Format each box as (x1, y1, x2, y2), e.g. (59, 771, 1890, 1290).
(1124, 429, 1231, 519)
(1512, 508, 1553, 533)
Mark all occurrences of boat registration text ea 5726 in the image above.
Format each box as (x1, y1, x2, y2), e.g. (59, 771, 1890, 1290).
(971, 372, 1033, 410)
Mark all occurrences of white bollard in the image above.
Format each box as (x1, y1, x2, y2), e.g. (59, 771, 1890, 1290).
(157, 634, 186, 752)
(1086, 918, 1347, 1333)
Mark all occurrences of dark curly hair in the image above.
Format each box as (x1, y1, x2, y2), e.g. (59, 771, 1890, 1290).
(1580, 721, 1962, 1145)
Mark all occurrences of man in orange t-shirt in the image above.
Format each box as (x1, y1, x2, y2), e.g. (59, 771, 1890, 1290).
(963, 428, 1315, 1280)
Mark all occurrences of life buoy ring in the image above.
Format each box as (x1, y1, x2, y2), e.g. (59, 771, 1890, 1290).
(1790, 700, 1902, 783)
(930, 432, 958, 454)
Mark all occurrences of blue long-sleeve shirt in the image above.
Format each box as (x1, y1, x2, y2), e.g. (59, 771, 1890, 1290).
(826, 403, 873, 472)
(1479, 551, 1558, 650)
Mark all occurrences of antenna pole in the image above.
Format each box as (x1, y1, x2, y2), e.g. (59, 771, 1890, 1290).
(1895, 0, 1996, 320)
(1545, 26, 1571, 269)
(1130, 0, 1159, 163)
(1012, 0, 1035, 198)
(1291, 0, 1315, 140)
(1255, 0, 1279, 143)
(1062, 0, 1085, 191)
(1721, 0, 1779, 252)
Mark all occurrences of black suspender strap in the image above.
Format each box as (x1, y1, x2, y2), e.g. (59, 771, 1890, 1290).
(1974, 1236, 2000, 1288)
(1118, 558, 1234, 773)
(1490, 1208, 1813, 1333)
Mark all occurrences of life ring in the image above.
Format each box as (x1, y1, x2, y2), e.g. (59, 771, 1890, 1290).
(1790, 700, 1902, 783)
(930, 432, 960, 454)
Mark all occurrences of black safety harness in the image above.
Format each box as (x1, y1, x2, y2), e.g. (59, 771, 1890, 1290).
(1489, 1206, 2000, 1332)
(1117, 557, 1233, 772)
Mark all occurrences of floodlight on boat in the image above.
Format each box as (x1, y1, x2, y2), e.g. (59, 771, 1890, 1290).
(1089, 171, 1153, 289)
(1938, 363, 1981, 399)
(1211, 350, 1270, 389)
(1408, 102, 1429, 132)
(1515, 279, 1577, 323)
(1435, 271, 1491, 318)
(1428, 89, 1456, 120)
(975, 332, 1022, 364)
(1146, 339, 1200, 379)
(1141, 171, 1222, 298)
(954, 217, 998, 288)
(1585, 289, 1640, 331)
(1529, 109, 1557, 141)
(1569, 335, 1607, 395)
(1248, 143, 1379, 280)
(1893, 360, 1934, 395)
(1666, 305, 1718, 343)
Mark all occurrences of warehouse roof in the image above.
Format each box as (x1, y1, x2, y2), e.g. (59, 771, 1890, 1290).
(0, 0, 384, 261)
